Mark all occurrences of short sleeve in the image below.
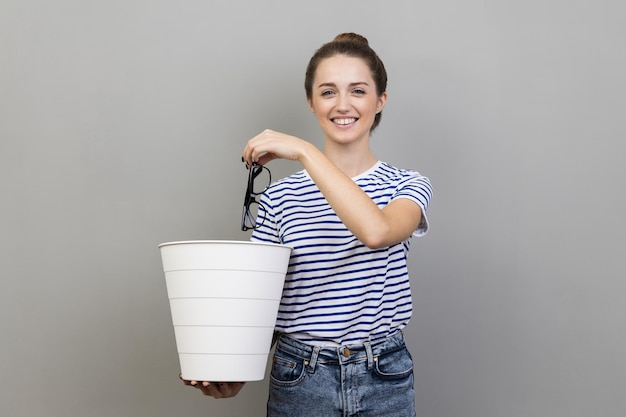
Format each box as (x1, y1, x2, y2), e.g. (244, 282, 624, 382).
(391, 172, 432, 237)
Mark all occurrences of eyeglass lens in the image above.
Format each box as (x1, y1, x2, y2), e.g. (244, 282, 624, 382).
(249, 165, 271, 195)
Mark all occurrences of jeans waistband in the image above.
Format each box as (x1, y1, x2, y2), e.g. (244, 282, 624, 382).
(275, 332, 406, 371)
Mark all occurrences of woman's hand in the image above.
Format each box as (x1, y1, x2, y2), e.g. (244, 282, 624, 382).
(242, 129, 313, 167)
(180, 374, 246, 399)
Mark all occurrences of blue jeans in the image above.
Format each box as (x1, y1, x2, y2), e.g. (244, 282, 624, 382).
(267, 332, 416, 417)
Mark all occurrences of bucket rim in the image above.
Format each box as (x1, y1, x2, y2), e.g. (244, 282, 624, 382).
(158, 240, 292, 250)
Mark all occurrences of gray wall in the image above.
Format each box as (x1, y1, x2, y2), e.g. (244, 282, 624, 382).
(1, 1, 624, 416)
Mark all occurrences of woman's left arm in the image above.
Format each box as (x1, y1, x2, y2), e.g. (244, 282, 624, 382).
(301, 150, 422, 249)
(243, 130, 422, 248)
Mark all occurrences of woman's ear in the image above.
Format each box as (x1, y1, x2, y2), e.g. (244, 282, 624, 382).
(307, 98, 315, 114)
(376, 92, 388, 114)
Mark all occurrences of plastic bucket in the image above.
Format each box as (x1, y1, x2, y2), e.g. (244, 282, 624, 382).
(159, 240, 291, 381)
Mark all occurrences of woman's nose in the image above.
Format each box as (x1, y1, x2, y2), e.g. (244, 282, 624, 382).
(336, 93, 351, 111)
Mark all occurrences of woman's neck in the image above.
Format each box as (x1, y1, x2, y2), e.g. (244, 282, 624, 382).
(323, 143, 378, 178)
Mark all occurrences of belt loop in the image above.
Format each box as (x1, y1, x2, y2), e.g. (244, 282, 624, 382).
(307, 346, 321, 373)
(364, 341, 374, 370)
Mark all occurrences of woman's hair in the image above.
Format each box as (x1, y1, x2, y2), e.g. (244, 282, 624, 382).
(305, 33, 388, 131)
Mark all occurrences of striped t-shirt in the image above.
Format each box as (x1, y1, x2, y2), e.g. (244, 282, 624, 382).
(251, 160, 432, 345)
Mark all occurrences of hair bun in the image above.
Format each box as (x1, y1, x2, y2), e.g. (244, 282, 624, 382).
(332, 32, 369, 46)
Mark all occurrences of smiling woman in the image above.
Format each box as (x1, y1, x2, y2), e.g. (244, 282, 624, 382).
(304, 33, 388, 132)
(307, 55, 387, 148)
(183, 33, 432, 417)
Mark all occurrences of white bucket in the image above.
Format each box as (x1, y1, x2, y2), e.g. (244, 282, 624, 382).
(159, 240, 291, 381)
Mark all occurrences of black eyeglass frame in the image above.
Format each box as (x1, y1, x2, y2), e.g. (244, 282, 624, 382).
(241, 162, 271, 231)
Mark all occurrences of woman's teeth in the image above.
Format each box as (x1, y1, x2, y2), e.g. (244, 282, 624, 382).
(334, 118, 357, 125)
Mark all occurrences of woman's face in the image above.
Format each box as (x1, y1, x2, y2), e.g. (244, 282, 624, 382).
(308, 55, 386, 147)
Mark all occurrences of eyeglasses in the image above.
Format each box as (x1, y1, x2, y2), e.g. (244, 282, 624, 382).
(241, 162, 271, 231)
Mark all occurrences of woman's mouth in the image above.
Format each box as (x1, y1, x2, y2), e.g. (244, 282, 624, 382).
(332, 117, 358, 126)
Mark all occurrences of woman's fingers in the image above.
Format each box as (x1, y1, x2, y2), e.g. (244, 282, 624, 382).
(243, 132, 273, 166)
(180, 374, 245, 399)
(242, 129, 304, 166)
(196, 382, 245, 399)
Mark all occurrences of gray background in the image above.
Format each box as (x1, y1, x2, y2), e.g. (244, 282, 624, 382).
(1, 1, 624, 416)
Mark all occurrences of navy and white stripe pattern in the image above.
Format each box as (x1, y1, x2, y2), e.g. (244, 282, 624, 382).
(251, 161, 432, 345)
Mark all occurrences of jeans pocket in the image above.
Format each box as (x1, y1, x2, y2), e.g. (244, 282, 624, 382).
(269, 349, 307, 387)
(373, 346, 414, 380)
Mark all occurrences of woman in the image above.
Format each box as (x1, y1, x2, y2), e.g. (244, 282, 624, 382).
(183, 33, 432, 417)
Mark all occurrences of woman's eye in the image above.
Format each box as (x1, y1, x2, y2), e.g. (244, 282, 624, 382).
(353, 89, 366, 95)
(321, 90, 334, 97)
